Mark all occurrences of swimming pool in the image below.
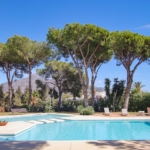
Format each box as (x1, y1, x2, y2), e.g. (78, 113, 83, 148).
(0, 114, 68, 122)
(1, 120, 150, 140)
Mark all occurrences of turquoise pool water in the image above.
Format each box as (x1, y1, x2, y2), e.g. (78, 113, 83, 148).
(0, 114, 67, 122)
(1, 120, 150, 140)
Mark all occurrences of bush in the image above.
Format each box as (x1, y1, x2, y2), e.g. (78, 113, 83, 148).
(62, 100, 75, 111)
(77, 105, 95, 115)
(44, 104, 54, 112)
(83, 106, 95, 115)
(21, 104, 28, 109)
(128, 92, 150, 112)
(60, 100, 84, 112)
(77, 105, 84, 114)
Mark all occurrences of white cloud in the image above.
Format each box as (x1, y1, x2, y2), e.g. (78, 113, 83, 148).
(98, 80, 102, 83)
(95, 80, 103, 86)
(135, 24, 150, 30)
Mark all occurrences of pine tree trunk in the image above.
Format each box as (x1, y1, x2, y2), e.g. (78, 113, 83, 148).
(91, 69, 95, 107)
(28, 63, 32, 106)
(83, 87, 88, 107)
(58, 91, 62, 110)
(124, 72, 133, 110)
(6, 69, 13, 111)
(74, 63, 89, 107)
(84, 67, 89, 107)
(8, 83, 13, 111)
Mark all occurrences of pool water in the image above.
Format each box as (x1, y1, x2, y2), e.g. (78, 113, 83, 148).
(0, 114, 68, 122)
(2, 120, 150, 140)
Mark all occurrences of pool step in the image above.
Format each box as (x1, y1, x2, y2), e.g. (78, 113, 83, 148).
(38, 119, 54, 123)
(27, 118, 65, 124)
(49, 118, 65, 122)
(27, 120, 44, 124)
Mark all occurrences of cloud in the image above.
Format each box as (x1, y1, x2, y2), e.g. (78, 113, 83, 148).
(95, 80, 103, 86)
(98, 80, 102, 83)
(135, 24, 150, 30)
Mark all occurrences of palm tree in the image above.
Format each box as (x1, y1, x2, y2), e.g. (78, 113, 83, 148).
(132, 82, 145, 93)
(31, 90, 39, 105)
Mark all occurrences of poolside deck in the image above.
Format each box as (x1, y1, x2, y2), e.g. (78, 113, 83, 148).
(0, 114, 149, 136)
(0, 121, 35, 136)
(62, 115, 150, 120)
(1, 140, 150, 150)
(0, 113, 150, 149)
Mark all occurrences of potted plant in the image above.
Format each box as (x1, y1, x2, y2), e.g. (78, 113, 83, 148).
(0, 120, 8, 126)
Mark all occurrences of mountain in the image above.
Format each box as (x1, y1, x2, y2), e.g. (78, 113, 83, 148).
(1, 74, 105, 95)
(95, 87, 105, 92)
(1, 74, 55, 93)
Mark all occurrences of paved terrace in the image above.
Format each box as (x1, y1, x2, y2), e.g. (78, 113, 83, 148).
(1, 141, 150, 150)
(0, 121, 35, 136)
(62, 115, 150, 120)
(0, 113, 150, 149)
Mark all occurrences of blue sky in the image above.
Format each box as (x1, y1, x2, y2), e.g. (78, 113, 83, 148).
(0, 0, 150, 91)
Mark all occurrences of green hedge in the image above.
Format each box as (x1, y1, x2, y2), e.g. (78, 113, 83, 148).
(61, 99, 84, 112)
(128, 93, 150, 112)
(77, 105, 95, 115)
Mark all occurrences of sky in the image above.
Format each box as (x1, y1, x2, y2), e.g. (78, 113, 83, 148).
(0, 0, 150, 91)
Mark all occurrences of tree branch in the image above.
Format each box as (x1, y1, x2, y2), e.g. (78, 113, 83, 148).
(94, 63, 102, 83)
(88, 44, 100, 65)
(131, 58, 143, 76)
(80, 38, 88, 49)
(84, 43, 90, 60)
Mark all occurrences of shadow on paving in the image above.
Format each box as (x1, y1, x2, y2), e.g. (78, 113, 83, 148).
(0, 141, 49, 150)
(1, 140, 150, 150)
(88, 140, 150, 150)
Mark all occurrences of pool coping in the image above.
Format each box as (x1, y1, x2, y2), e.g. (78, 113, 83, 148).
(0, 112, 73, 119)
(62, 116, 150, 121)
(1, 112, 150, 121)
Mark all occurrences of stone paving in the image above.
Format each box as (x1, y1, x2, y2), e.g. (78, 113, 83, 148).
(0, 121, 35, 135)
(1, 141, 150, 150)
(63, 114, 150, 121)
(0, 113, 150, 149)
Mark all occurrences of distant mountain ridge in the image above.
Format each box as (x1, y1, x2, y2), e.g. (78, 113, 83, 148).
(1, 74, 105, 94)
(1, 74, 55, 93)
(95, 87, 105, 92)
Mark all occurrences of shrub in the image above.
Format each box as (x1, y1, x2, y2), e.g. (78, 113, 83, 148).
(62, 100, 75, 111)
(44, 104, 54, 112)
(83, 106, 95, 115)
(128, 92, 150, 112)
(21, 104, 28, 109)
(77, 105, 84, 114)
(61, 100, 84, 112)
(77, 105, 95, 115)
